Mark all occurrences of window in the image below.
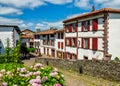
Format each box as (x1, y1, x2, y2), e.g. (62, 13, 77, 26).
(51, 34, 54, 37)
(61, 32, 64, 39)
(82, 38, 90, 49)
(82, 21, 90, 32)
(84, 38, 90, 49)
(65, 25, 69, 32)
(58, 42, 60, 49)
(69, 24, 72, 32)
(67, 53, 71, 59)
(92, 38, 98, 50)
(66, 38, 70, 46)
(61, 42, 63, 49)
(43, 35, 46, 37)
(92, 19, 98, 31)
(58, 33, 60, 39)
(72, 23, 76, 32)
(51, 40, 54, 46)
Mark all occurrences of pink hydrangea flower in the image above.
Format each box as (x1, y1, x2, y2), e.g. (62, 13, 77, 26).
(2, 82, 7, 86)
(34, 63, 43, 68)
(50, 72, 58, 77)
(20, 68, 26, 73)
(53, 68, 58, 72)
(54, 84, 61, 86)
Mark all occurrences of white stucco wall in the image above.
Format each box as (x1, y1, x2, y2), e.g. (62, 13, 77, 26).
(0, 27, 13, 54)
(108, 13, 120, 60)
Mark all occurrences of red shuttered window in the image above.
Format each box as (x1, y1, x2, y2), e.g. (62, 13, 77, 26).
(92, 38, 98, 50)
(69, 38, 72, 46)
(58, 42, 60, 49)
(61, 42, 63, 49)
(69, 24, 72, 32)
(92, 19, 98, 31)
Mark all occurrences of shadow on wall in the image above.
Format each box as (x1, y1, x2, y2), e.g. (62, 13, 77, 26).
(0, 40, 5, 54)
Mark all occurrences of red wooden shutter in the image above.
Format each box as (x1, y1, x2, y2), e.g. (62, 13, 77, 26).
(88, 20, 90, 31)
(69, 38, 72, 46)
(65, 38, 67, 46)
(88, 38, 90, 49)
(81, 38, 84, 48)
(92, 19, 98, 31)
(69, 24, 72, 32)
(92, 38, 98, 50)
(82, 22, 84, 31)
(58, 42, 60, 49)
(61, 42, 63, 49)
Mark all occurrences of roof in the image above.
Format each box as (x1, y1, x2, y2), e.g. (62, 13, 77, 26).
(63, 8, 120, 23)
(35, 29, 57, 35)
(0, 25, 21, 34)
(21, 35, 32, 39)
(22, 29, 35, 33)
(55, 29, 64, 33)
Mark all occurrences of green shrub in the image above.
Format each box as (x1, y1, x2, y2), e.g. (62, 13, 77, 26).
(27, 47, 36, 52)
(114, 57, 120, 61)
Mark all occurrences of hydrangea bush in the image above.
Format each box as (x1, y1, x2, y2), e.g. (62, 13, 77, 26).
(0, 63, 65, 86)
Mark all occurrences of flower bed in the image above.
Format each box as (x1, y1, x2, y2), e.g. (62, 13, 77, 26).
(0, 63, 65, 86)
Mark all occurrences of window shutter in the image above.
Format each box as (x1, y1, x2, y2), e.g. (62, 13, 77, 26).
(88, 20, 90, 31)
(88, 38, 90, 49)
(65, 38, 67, 46)
(61, 42, 63, 49)
(69, 24, 72, 32)
(58, 42, 60, 49)
(92, 19, 98, 31)
(81, 38, 84, 48)
(82, 22, 84, 31)
(92, 38, 98, 50)
(69, 38, 72, 46)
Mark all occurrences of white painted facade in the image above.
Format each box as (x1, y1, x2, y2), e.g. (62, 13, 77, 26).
(77, 17, 104, 60)
(0, 26, 20, 54)
(108, 13, 120, 59)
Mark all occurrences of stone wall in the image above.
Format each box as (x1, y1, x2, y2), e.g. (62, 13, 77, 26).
(35, 58, 120, 81)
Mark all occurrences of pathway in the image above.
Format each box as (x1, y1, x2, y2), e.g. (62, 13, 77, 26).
(23, 54, 120, 86)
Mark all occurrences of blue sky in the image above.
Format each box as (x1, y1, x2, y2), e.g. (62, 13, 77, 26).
(0, 0, 119, 31)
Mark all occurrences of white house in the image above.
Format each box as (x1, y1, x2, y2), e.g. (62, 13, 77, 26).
(34, 28, 65, 58)
(21, 29, 35, 48)
(34, 29, 57, 57)
(0, 25, 21, 54)
(63, 8, 120, 60)
(55, 29, 65, 59)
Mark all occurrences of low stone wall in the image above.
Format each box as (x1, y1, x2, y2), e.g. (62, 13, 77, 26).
(35, 58, 120, 81)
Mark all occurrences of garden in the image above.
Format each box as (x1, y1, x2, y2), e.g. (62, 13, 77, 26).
(0, 39, 65, 86)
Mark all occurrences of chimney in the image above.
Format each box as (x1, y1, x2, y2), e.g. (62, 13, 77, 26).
(36, 28, 40, 32)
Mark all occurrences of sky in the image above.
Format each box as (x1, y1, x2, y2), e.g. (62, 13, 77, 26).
(0, 0, 120, 31)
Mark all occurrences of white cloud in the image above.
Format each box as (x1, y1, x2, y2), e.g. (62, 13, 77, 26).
(35, 20, 63, 30)
(67, 13, 80, 19)
(43, 0, 72, 4)
(94, 0, 120, 9)
(27, 22, 34, 27)
(0, 6, 22, 15)
(74, 0, 90, 8)
(0, 0, 45, 9)
(0, 17, 23, 25)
